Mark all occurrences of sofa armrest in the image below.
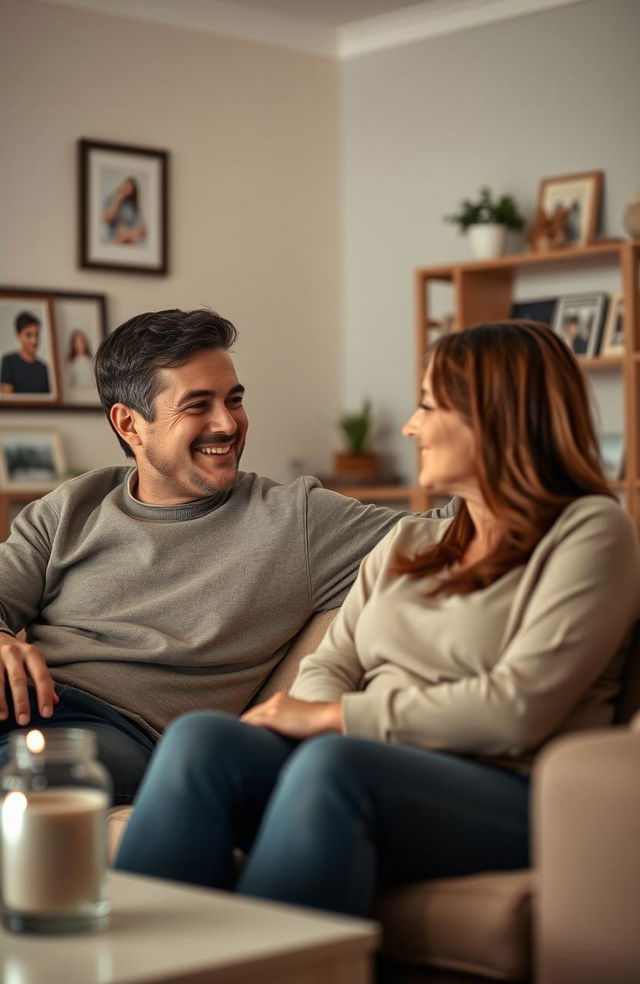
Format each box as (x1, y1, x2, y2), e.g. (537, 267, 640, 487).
(533, 727, 640, 984)
(251, 609, 339, 704)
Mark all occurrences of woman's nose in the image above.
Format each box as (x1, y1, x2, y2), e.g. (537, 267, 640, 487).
(402, 410, 419, 438)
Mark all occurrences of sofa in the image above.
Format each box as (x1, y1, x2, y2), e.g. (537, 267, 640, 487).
(107, 609, 640, 983)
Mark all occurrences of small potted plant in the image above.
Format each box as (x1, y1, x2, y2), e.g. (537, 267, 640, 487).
(445, 186, 525, 259)
(333, 399, 380, 481)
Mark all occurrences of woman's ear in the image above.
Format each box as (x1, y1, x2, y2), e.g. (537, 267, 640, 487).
(110, 404, 143, 454)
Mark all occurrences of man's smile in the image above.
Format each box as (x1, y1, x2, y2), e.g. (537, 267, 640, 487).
(195, 445, 233, 456)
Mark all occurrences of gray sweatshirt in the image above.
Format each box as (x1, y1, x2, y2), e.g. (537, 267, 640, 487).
(0, 466, 429, 737)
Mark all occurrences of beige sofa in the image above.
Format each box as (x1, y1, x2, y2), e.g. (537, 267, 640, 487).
(107, 610, 640, 983)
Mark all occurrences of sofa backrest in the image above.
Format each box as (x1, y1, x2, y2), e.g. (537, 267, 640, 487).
(615, 621, 640, 724)
(252, 609, 339, 705)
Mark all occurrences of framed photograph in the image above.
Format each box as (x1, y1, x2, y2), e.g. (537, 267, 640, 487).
(600, 293, 624, 356)
(0, 429, 66, 492)
(509, 297, 557, 327)
(535, 171, 603, 247)
(552, 292, 608, 357)
(0, 292, 61, 407)
(0, 287, 107, 409)
(78, 138, 169, 275)
(599, 433, 625, 481)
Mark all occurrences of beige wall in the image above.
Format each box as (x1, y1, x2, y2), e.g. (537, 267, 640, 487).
(342, 0, 640, 484)
(0, 0, 340, 481)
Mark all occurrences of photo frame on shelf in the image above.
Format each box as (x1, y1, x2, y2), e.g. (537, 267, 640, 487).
(0, 291, 61, 407)
(552, 292, 608, 358)
(535, 171, 603, 247)
(78, 138, 169, 275)
(0, 428, 67, 492)
(0, 287, 107, 409)
(599, 433, 625, 481)
(509, 297, 557, 328)
(600, 292, 624, 356)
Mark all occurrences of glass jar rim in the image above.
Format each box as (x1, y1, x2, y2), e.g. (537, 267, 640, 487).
(9, 727, 97, 763)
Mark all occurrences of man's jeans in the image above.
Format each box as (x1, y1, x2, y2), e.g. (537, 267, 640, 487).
(115, 711, 530, 916)
(0, 685, 155, 804)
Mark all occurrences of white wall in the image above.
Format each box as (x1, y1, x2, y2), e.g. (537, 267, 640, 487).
(342, 0, 640, 483)
(0, 0, 340, 481)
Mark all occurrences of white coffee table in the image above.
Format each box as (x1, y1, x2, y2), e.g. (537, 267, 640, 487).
(0, 870, 378, 983)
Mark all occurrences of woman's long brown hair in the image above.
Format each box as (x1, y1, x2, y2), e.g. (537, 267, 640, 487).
(393, 320, 614, 595)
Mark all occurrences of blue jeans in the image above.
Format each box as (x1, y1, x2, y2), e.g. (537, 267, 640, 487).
(115, 711, 530, 916)
(0, 685, 155, 805)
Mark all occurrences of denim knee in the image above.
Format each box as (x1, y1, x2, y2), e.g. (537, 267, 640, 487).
(279, 733, 364, 794)
(155, 711, 241, 772)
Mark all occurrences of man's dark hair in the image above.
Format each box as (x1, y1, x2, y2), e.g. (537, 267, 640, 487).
(15, 311, 40, 334)
(94, 308, 238, 458)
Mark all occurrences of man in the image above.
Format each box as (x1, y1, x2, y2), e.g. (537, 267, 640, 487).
(0, 308, 453, 803)
(0, 311, 51, 394)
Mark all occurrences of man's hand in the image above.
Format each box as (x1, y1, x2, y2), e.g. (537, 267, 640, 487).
(0, 632, 58, 725)
(240, 692, 343, 740)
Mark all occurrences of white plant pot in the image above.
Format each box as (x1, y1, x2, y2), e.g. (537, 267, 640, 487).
(468, 223, 507, 260)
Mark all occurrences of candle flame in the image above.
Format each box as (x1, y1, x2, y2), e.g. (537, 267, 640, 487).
(26, 729, 46, 754)
(1, 791, 28, 841)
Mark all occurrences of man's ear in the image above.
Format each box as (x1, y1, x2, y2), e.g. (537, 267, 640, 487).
(110, 404, 143, 453)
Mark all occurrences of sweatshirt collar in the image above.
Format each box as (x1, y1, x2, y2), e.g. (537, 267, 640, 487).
(123, 468, 234, 521)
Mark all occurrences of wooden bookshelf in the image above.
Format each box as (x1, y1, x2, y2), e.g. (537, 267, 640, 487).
(413, 241, 640, 529)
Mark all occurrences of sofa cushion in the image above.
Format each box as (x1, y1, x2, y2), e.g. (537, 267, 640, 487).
(376, 870, 533, 981)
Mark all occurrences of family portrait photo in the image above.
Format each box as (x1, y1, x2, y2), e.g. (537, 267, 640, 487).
(553, 292, 608, 357)
(536, 171, 603, 247)
(601, 293, 624, 356)
(79, 139, 169, 275)
(0, 429, 66, 491)
(0, 293, 60, 406)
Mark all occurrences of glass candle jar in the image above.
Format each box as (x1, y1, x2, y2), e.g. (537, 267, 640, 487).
(0, 727, 112, 933)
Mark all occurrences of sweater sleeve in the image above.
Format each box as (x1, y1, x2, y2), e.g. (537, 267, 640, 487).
(304, 478, 456, 613)
(341, 499, 640, 756)
(0, 497, 57, 636)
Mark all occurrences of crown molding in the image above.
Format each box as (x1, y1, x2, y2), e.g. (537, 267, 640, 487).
(337, 0, 590, 59)
(37, 0, 591, 59)
(36, 0, 337, 56)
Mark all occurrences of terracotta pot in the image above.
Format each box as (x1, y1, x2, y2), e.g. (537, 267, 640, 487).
(332, 452, 380, 482)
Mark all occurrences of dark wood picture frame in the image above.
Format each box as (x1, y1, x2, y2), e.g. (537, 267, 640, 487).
(0, 291, 61, 408)
(78, 138, 169, 275)
(0, 287, 107, 411)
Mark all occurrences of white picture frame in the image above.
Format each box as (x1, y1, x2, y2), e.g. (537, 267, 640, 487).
(552, 292, 608, 358)
(0, 429, 67, 492)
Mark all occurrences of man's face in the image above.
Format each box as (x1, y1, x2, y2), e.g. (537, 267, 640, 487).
(18, 324, 40, 358)
(131, 348, 248, 505)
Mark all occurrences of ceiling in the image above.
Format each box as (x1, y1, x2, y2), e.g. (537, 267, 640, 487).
(212, 0, 434, 28)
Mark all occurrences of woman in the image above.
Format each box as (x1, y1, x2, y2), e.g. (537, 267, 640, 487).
(115, 320, 639, 916)
(102, 176, 147, 245)
(66, 329, 93, 388)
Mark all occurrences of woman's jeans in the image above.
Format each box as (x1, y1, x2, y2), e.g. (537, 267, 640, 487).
(114, 711, 530, 917)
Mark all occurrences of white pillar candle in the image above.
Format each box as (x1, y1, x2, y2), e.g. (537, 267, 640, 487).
(1, 787, 108, 914)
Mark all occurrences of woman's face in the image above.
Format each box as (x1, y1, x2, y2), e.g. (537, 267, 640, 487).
(402, 368, 478, 497)
(72, 331, 89, 355)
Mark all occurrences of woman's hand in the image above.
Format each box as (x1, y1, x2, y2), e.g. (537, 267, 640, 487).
(240, 692, 343, 739)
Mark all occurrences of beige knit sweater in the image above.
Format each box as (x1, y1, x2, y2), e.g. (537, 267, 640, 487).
(291, 496, 640, 771)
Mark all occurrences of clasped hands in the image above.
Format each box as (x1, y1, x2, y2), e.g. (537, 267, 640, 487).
(240, 692, 344, 739)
